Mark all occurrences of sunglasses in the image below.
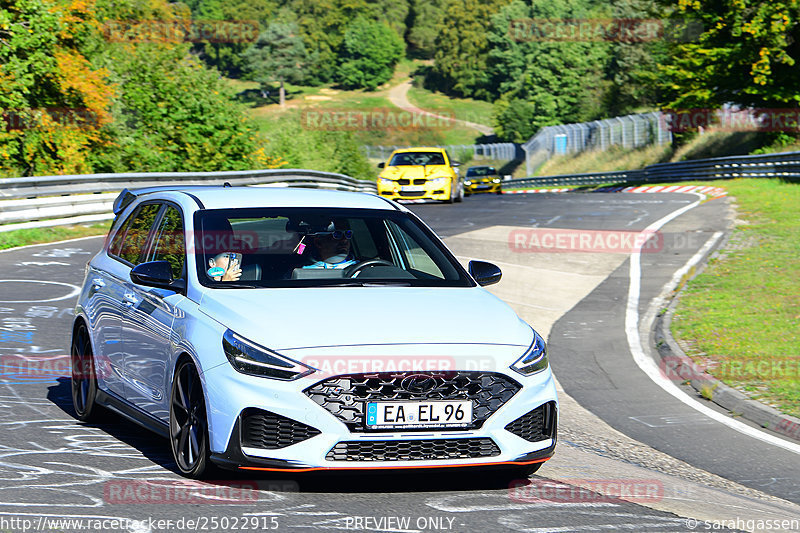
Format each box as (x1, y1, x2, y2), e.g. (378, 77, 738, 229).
(319, 230, 353, 240)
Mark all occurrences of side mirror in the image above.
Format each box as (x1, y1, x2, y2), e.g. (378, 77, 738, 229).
(468, 260, 502, 287)
(377, 162, 385, 168)
(451, 161, 461, 167)
(131, 261, 185, 292)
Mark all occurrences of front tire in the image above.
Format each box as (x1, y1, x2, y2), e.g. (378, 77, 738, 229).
(71, 323, 100, 421)
(170, 358, 213, 478)
(454, 181, 464, 203)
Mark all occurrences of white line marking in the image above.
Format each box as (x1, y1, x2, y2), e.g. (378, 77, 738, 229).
(0, 280, 81, 303)
(625, 195, 800, 455)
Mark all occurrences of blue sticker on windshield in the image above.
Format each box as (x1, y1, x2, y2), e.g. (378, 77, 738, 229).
(207, 267, 225, 277)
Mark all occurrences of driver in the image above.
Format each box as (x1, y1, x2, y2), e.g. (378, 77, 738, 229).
(300, 223, 358, 270)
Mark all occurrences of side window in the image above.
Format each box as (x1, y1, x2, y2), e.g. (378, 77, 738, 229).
(109, 214, 133, 257)
(117, 203, 162, 265)
(385, 221, 444, 279)
(149, 205, 185, 279)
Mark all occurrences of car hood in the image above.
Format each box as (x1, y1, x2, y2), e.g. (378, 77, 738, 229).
(380, 165, 452, 180)
(198, 286, 533, 351)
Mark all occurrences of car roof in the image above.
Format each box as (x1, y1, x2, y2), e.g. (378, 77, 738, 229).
(392, 147, 446, 153)
(128, 186, 399, 212)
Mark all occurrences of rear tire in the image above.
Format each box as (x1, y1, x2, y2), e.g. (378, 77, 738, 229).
(71, 323, 100, 422)
(170, 358, 213, 479)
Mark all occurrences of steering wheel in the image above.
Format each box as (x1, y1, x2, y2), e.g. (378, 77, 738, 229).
(343, 259, 395, 278)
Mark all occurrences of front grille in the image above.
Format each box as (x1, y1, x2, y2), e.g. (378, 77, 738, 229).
(326, 437, 500, 461)
(398, 191, 425, 197)
(398, 179, 410, 185)
(240, 408, 321, 450)
(304, 371, 521, 432)
(413, 179, 427, 185)
(504, 401, 556, 442)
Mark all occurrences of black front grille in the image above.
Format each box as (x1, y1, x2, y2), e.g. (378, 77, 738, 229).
(398, 190, 425, 197)
(304, 371, 521, 432)
(326, 437, 500, 461)
(504, 401, 557, 442)
(413, 179, 427, 185)
(240, 408, 321, 450)
(398, 179, 411, 185)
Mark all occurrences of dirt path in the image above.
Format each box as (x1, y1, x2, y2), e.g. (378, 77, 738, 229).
(387, 80, 494, 136)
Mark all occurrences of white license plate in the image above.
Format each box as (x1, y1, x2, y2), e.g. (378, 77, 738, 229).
(366, 400, 472, 428)
(475, 184, 490, 189)
(401, 186, 424, 192)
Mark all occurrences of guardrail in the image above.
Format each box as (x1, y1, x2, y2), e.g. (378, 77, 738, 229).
(505, 149, 800, 190)
(0, 169, 377, 231)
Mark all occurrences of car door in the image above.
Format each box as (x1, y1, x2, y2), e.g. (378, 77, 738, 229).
(122, 203, 186, 422)
(88, 203, 162, 399)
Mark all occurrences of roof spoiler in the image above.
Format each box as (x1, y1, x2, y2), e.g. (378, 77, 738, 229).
(112, 188, 137, 216)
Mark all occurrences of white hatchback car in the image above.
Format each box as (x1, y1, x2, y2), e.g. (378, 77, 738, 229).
(71, 186, 557, 478)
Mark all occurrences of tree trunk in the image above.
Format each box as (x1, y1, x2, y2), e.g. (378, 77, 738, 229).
(279, 79, 286, 107)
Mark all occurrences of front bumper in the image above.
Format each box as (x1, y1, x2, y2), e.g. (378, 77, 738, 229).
(465, 181, 501, 194)
(204, 362, 558, 471)
(377, 181, 451, 201)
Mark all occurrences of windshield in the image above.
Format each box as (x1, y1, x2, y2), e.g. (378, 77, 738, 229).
(194, 208, 473, 288)
(388, 152, 446, 166)
(466, 167, 496, 177)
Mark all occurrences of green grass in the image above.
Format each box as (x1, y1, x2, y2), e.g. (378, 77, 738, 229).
(405, 85, 495, 130)
(670, 178, 800, 418)
(0, 222, 111, 251)
(535, 144, 673, 177)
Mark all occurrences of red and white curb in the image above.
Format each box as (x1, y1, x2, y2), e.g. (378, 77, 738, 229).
(502, 184, 727, 200)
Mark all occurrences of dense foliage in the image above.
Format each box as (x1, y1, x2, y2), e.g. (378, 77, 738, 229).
(3, 0, 800, 177)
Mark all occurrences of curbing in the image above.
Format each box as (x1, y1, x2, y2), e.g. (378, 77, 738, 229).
(652, 253, 800, 445)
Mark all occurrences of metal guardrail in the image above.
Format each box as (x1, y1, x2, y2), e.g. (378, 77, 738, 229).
(363, 143, 520, 163)
(504, 150, 800, 190)
(0, 169, 377, 230)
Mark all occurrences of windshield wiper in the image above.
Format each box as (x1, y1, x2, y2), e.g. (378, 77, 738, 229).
(213, 283, 260, 289)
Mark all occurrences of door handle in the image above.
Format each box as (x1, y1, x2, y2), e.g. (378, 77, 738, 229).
(122, 293, 138, 307)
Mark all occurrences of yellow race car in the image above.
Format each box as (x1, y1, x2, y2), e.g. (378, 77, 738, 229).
(464, 165, 502, 195)
(377, 148, 464, 203)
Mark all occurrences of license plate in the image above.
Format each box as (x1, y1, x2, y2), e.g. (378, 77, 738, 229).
(475, 184, 490, 189)
(401, 186, 424, 192)
(366, 400, 472, 429)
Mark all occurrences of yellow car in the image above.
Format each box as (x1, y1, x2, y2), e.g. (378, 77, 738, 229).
(377, 148, 464, 203)
(464, 165, 502, 195)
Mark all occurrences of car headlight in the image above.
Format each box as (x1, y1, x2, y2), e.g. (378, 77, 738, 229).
(429, 177, 448, 186)
(464, 180, 472, 186)
(378, 177, 394, 185)
(510, 330, 548, 376)
(222, 329, 315, 380)
(492, 178, 501, 183)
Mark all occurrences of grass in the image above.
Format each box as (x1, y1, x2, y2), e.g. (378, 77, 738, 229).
(535, 144, 672, 177)
(670, 178, 800, 418)
(0, 222, 111, 251)
(405, 85, 495, 131)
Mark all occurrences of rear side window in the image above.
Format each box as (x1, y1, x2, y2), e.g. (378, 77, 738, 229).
(115, 203, 162, 265)
(148, 205, 185, 279)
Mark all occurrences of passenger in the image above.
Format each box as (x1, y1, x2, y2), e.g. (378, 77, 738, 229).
(207, 252, 242, 281)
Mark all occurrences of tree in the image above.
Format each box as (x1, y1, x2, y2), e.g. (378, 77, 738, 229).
(428, 0, 510, 99)
(659, 0, 800, 109)
(486, 0, 612, 141)
(337, 17, 403, 90)
(243, 22, 309, 105)
(406, 0, 446, 58)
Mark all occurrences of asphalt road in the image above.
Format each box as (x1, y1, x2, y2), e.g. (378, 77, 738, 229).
(1, 190, 791, 532)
